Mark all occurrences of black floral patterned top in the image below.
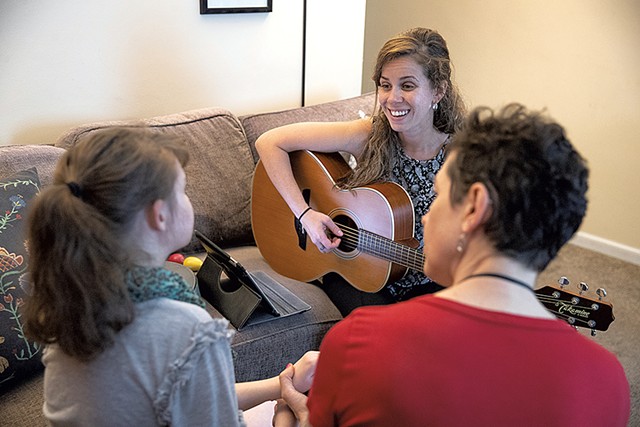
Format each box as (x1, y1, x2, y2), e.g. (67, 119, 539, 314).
(386, 137, 449, 300)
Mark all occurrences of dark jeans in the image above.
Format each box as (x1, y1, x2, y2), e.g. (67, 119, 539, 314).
(318, 272, 444, 317)
(318, 272, 396, 317)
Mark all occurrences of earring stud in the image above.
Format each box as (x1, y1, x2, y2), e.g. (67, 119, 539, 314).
(456, 233, 466, 253)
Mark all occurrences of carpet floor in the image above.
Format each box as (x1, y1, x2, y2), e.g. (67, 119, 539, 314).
(537, 243, 640, 426)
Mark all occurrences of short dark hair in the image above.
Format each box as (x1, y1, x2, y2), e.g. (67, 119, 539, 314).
(447, 104, 589, 271)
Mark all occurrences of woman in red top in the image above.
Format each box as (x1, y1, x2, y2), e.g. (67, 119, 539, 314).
(274, 104, 630, 427)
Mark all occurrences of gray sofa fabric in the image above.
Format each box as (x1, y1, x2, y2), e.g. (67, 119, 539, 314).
(0, 93, 375, 426)
(0, 145, 66, 187)
(55, 109, 257, 252)
(241, 92, 376, 162)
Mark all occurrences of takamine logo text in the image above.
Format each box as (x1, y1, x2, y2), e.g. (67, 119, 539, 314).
(557, 303, 590, 319)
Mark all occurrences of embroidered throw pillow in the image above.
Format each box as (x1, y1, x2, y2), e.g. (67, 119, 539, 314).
(0, 168, 43, 394)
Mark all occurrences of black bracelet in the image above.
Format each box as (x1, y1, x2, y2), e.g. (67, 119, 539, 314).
(298, 207, 313, 221)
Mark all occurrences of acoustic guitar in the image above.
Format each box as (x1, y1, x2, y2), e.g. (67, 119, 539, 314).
(251, 150, 422, 292)
(251, 150, 616, 333)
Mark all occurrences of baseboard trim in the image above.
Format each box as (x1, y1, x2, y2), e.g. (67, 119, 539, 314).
(570, 232, 640, 266)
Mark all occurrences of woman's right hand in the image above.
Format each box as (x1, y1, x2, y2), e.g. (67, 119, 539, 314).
(300, 210, 343, 253)
(278, 364, 311, 427)
(291, 351, 319, 393)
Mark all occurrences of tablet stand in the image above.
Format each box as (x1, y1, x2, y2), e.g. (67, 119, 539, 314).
(197, 254, 264, 330)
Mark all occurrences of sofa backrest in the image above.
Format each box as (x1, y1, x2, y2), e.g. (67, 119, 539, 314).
(51, 93, 378, 253)
(0, 145, 66, 187)
(240, 92, 376, 163)
(55, 109, 255, 253)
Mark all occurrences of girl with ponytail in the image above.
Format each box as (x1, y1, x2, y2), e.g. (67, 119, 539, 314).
(24, 127, 316, 426)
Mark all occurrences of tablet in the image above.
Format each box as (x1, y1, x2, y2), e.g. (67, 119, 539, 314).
(194, 230, 280, 316)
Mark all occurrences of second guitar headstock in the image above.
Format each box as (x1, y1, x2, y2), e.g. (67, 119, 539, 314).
(535, 276, 614, 336)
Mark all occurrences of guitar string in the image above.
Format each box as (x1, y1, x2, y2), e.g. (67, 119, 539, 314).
(532, 294, 601, 328)
(335, 225, 424, 268)
(535, 295, 596, 310)
(336, 227, 421, 266)
(325, 223, 424, 270)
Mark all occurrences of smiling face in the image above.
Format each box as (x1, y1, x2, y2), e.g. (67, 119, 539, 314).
(377, 56, 442, 137)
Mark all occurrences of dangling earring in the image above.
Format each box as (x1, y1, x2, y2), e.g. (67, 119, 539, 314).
(456, 233, 466, 253)
(432, 102, 439, 111)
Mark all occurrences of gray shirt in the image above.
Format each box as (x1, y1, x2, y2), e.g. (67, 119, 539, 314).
(42, 298, 246, 426)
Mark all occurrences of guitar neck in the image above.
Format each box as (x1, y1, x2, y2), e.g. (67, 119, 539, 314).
(339, 225, 425, 272)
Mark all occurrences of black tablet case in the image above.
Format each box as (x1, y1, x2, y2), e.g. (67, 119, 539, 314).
(195, 230, 311, 330)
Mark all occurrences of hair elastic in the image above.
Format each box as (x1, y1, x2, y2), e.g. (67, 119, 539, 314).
(66, 182, 84, 199)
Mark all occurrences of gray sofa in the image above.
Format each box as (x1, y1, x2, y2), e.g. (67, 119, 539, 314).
(0, 93, 376, 425)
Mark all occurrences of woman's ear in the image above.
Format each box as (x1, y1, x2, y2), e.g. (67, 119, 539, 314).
(460, 183, 492, 233)
(146, 199, 168, 231)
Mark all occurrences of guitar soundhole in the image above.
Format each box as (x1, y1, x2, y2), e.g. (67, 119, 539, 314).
(333, 214, 358, 254)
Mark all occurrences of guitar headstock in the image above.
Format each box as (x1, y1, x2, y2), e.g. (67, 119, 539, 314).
(535, 276, 614, 336)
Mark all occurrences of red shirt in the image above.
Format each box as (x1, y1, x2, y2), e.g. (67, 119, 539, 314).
(307, 295, 630, 427)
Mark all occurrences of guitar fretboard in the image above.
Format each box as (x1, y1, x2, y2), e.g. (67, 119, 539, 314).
(338, 224, 424, 272)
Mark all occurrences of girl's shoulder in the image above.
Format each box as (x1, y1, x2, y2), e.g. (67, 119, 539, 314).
(134, 298, 230, 339)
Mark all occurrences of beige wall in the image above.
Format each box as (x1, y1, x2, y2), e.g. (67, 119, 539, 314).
(364, 0, 640, 252)
(0, 0, 365, 146)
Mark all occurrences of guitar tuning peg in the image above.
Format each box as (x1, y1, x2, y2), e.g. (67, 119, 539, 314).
(558, 276, 570, 288)
(578, 281, 589, 295)
(596, 288, 607, 301)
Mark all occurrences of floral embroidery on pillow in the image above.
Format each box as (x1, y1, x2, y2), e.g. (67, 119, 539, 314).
(0, 168, 43, 393)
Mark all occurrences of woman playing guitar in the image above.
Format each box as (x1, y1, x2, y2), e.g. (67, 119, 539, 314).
(255, 27, 466, 315)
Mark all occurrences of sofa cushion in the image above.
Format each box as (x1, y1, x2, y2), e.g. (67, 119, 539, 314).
(240, 92, 377, 162)
(0, 168, 44, 395)
(54, 109, 256, 252)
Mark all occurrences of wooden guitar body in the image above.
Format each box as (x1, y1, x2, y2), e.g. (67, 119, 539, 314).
(251, 150, 418, 292)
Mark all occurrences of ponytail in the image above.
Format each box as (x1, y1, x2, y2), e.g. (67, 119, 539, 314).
(25, 184, 132, 360)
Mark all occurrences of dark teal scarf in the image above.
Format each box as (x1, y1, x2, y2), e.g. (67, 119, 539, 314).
(125, 266, 205, 309)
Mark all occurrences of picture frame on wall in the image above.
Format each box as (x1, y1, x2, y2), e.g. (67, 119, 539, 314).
(200, 0, 272, 14)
